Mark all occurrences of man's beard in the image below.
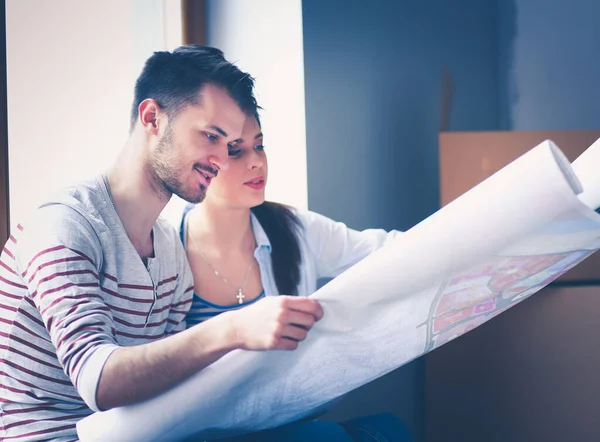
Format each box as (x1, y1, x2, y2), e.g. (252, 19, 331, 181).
(148, 125, 207, 204)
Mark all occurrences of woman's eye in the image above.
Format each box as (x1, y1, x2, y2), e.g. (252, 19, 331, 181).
(228, 148, 242, 157)
(205, 133, 218, 142)
(254, 144, 265, 151)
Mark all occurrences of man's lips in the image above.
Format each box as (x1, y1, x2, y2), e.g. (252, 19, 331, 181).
(195, 166, 217, 185)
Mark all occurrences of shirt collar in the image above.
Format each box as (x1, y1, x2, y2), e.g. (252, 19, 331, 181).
(250, 211, 272, 252)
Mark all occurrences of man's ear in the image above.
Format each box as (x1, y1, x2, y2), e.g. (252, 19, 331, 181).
(138, 99, 163, 135)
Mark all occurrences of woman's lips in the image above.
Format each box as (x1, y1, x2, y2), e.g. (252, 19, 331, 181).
(244, 177, 265, 189)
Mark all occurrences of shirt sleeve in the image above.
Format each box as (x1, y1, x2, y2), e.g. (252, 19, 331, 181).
(15, 204, 119, 411)
(298, 210, 403, 279)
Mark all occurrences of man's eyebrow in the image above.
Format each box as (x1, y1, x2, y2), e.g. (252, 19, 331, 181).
(208, 125, 227, 137)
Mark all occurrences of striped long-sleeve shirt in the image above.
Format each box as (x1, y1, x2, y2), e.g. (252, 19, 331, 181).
(0, 176, 194, 441)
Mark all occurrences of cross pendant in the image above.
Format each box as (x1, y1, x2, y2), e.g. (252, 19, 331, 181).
(236, 288, 245, 304)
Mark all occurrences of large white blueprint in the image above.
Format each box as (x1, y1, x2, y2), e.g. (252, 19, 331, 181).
(77, 140, 600, 441)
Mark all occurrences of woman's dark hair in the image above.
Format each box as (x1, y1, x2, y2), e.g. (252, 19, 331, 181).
(251, 202, 302, 295)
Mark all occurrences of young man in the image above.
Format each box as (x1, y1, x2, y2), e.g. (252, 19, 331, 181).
(0, 45, 322, 441)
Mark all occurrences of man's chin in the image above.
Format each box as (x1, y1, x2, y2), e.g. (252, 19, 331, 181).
(182, 194, 205, 204)
(178, 187, 207, 204)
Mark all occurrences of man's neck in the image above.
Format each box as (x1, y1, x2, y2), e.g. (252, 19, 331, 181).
(106, 136, 170, 258)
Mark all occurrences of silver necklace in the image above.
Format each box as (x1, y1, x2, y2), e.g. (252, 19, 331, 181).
(186, 220, 254, 304)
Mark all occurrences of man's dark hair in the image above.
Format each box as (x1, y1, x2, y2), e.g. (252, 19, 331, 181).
(130, 44, 258, 131)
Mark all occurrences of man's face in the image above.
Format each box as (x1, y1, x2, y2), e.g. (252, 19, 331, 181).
(148, 84, 246, 203)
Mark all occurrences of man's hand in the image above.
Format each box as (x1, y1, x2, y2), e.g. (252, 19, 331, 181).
(226, 296, 324, 351)
(97, 296, 322, 410)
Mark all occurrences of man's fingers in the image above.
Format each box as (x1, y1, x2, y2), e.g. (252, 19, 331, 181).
(280, 296, 324, 321)
(279, 310, 316, 329)
(279, 324, 308, 342)
(277, 338, 299, 351)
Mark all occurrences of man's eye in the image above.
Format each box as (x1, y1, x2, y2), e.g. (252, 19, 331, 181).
(205, 133, 218, 141)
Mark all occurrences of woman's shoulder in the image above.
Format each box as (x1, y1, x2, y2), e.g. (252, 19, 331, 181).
(177, 203, 196, 244)
(258, 204, 331, 229)
(291, 208, 338, 231)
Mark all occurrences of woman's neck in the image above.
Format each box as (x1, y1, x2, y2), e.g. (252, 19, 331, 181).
(188, 202, 255, 256)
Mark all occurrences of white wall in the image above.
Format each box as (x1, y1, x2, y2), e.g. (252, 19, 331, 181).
(6, 0, 182, 231)
(206, 0, 308, 210)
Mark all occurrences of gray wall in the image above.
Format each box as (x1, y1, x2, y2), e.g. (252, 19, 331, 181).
(302, 0, 500, 232)
(302, 1, 501, 440)
(499, 0, 600, 130)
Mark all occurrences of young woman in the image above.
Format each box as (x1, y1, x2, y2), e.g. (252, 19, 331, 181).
(179, 115, 413, 442)
(180, 115, 402, 324)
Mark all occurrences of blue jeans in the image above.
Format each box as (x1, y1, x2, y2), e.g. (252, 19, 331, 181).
(210, 413, 414, 442)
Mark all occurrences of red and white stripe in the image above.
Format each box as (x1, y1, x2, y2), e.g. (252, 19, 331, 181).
(0, 226, 193, 441)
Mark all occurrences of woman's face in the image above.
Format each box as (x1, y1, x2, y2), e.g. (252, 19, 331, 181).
(205, 116, 267, 209)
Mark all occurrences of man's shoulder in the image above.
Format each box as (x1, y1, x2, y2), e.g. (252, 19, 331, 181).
(15, 176, 108, 249)
(28, 175, 113, 232)
(10, 178, 109, 273)
(41, 176, 106, 215)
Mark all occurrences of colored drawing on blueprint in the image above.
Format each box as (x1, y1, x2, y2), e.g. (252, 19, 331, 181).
(422, 249, 594, 351)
